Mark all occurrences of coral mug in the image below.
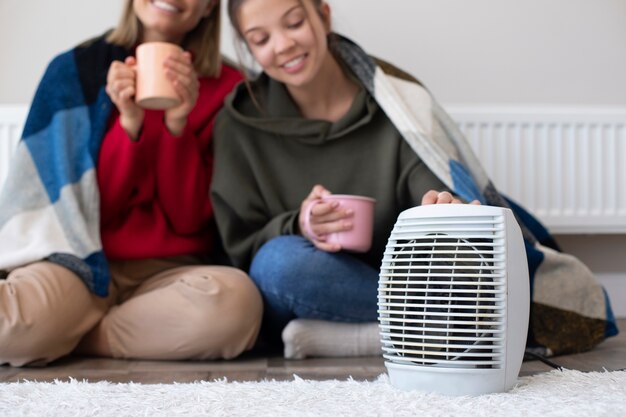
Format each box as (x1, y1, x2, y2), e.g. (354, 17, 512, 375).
(135, 42, 183, 110)
(303, 195, 376, 252)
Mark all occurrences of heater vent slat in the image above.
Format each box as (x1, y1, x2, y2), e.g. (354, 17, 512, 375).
(379, 316, 505, 326)
(388, 239, 502, 245)
(385, 249, 503, 256)
(379, 324, 505, 335)
(394, 222, 502, 228)
(383, 271, 501, 276)
(378, 277, 505, 293)
(380, 331, 505, 343)
(382, 342, 504, 352)
(382, 354, 502, 367)
(381, 255, 503, 262)
(379, 307, 504, 319)
(380, 273, 504, 279)
(379, 286, 504, 294)
(395, 216, 502, 226)
(379, 290, 504, 300)
(387, 241, 501, 245)
(382, 266, 504, 272)
(379, 301, 502, 310)
(379, 303, 503, 311)
(390, 234, 501, 241)
(380, 281, 505, 288)
(383, 347, 494, 362)
(379, 318, 504, 328)
(381, 292, 502, 298)
(391, 230, 503, 237)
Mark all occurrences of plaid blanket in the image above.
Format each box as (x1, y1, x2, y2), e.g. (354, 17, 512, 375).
(0, 33, 127, 296)
(333, 34, 618, 355)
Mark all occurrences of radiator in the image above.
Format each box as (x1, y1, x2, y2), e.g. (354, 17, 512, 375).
(450, 106, 626, 234)
(1, 105, 625, 234)
(0, 106, 27, 192)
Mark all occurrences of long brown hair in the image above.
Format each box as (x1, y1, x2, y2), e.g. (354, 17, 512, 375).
(107, 0, 222, 77)
(226, 0, 330, 110)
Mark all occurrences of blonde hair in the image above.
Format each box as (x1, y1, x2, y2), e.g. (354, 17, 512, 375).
(107, 0, 222, 77)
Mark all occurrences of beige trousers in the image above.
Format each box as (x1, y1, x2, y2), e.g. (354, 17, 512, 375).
(0, 257, 262, 367)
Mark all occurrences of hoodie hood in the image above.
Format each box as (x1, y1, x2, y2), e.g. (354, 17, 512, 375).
(223, 73, 378, 145)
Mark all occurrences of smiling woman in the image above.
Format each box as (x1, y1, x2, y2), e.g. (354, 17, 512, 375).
(228, 0, 356, 121)
(236, 0, 330, 88)
(132, 0, 215, 43)
(0, 0, 262, 367)
(212, 0, 454, 358)
(108, 0, 222, 77)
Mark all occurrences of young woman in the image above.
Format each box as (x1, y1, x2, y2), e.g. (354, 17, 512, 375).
(211, 0, 463, 358)
(212, 0, 618, 359)
(0, 0, 262, 366)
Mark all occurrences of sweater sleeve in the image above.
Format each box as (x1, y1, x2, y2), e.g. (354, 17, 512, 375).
(396, 137, 451, 207)
(211, 114, 299, 270)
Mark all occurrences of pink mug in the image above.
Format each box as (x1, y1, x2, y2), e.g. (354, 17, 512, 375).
(303, 194, 376, 252)
(135, 42, 183, 110)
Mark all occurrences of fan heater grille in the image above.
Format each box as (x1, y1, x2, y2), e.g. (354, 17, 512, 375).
(378, 213, 506, 369)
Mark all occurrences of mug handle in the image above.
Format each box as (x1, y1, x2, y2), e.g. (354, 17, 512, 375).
(303, 199, 325, 241)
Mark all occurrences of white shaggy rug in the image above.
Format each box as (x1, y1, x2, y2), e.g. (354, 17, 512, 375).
(1, 369, 625, 417)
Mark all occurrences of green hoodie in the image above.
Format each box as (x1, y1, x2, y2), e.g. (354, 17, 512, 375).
(211, 73, 447, 271)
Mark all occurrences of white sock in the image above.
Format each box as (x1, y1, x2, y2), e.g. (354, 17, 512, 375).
(282, 319, 382, 359)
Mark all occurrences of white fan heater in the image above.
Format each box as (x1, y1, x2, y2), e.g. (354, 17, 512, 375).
(378, 204, 529, 396)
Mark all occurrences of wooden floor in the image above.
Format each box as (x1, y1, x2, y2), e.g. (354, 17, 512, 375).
(1, 319, 623, 384)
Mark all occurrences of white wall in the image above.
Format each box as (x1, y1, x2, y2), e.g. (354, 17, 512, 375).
(1, 0, 624, 316)
(0, 0, 125, 104)
(327, 0, 626, 106)
(2, 0, 625, 106)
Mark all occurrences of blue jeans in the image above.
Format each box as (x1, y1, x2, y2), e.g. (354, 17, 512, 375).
(249, 236, 379, 346)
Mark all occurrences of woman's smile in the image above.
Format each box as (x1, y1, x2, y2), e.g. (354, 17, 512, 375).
(281, 54, 307, 73)
(151, 0, 182, 14)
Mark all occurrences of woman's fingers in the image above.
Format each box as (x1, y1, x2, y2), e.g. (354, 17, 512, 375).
(306, 184, 331, 201)
(421, 190, 443, 205)
(436, 191, 454, 204)
(106, 60, 139, 105)
(108, 78, 134, 97)
(165, 53, 197, 99)
(299, 185, 354, 247)
(312, 239, 342, 253)
(163, 56, 199, 122)
(421, 190, 479, 205)
(305, 200, 354, 239)
(309, 217, 353, 237)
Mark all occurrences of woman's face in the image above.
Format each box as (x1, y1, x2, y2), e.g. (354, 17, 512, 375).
(133, 0, 214, 43)
(237, 0, 331, 89)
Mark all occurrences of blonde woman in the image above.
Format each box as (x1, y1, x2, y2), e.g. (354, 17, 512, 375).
(0, 0, 262, 366)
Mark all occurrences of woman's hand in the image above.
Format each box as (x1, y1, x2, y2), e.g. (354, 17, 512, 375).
(421, 190, 481, 205)
(164, 51, 199, 136)
(298, 185, 354, 252)
(106, 57, 144, 140)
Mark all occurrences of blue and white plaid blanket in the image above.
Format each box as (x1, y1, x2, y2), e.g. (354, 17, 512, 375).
(333, 34, 618, 355)
(0, 33, 127, 296)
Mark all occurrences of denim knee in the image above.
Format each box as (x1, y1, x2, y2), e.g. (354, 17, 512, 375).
(249, 235, 313, 297)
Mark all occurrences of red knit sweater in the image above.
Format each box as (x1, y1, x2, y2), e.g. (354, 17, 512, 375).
(97, 64, 242, 260)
